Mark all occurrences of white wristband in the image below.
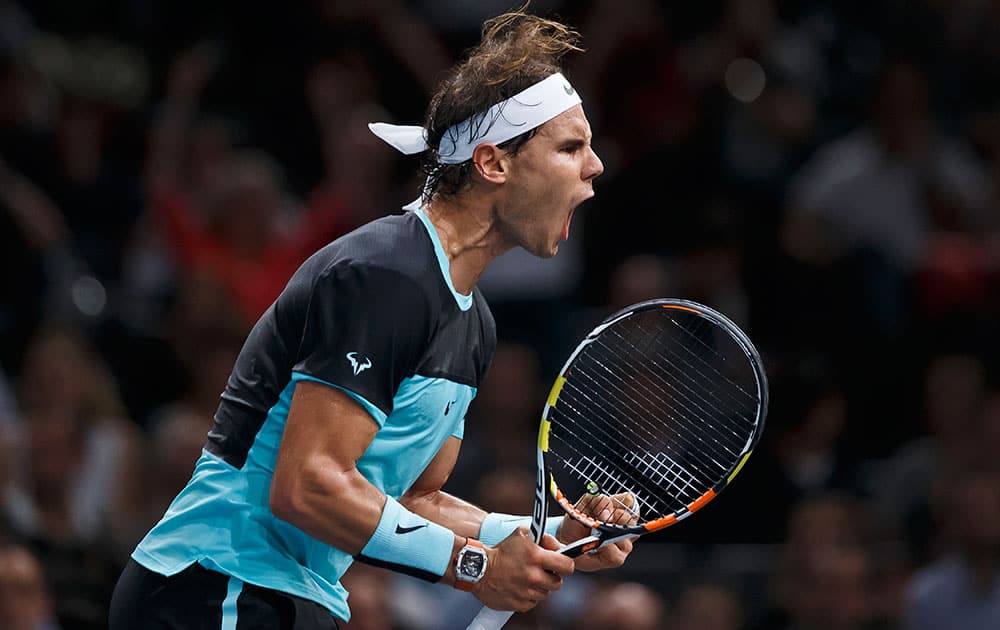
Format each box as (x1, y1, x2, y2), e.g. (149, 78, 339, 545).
(478, 512, 562, 546)
(357, 496, 455, 582)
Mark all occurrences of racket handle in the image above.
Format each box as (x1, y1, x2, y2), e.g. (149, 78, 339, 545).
(465, 607, 514, 630)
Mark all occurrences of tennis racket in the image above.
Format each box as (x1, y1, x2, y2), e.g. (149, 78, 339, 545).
(466, 298, 768, 630)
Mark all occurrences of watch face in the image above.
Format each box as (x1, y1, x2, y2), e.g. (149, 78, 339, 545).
(459, 550, 485, 577)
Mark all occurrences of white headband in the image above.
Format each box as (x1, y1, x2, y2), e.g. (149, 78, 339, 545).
(369, 72, 581, 164)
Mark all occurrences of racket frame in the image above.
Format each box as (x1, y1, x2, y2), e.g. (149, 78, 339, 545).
(465, 298, 768, 630)
(537, 298, 768, 551)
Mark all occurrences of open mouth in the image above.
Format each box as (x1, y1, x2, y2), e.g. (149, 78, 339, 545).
(562, 207, 575, 241)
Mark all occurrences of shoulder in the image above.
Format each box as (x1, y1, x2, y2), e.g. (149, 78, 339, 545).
(299, 213, 437, 291)
(277, 213, 434, 303)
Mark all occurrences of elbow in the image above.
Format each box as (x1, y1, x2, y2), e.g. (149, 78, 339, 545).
(269, 472, 301, 524)
(270, 462, 317, 525)
(270, 457, 352, 527)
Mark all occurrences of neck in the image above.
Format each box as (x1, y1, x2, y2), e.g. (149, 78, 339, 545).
(424, 192, 512, 295)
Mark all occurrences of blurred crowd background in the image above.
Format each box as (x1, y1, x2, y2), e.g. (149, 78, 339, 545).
(1, 0, 1000, 628)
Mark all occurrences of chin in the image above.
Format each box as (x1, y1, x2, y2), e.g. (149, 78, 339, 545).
(532, 238, 560, 259)
(522, 245, 558, 260)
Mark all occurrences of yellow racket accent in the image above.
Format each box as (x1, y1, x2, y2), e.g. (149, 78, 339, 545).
(538, 419, 551, 452)
(727, 451, 753, 483)
(547, 375, 567, 408)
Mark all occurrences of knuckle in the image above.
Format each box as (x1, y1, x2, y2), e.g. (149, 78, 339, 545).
(529, 574, 548, 589)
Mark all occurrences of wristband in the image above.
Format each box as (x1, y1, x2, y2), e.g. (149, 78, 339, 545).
(478, 512, 562, 547)
(356, 496, 455, 582)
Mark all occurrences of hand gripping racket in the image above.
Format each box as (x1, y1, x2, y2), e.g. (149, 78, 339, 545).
(466, 298, 768, 629)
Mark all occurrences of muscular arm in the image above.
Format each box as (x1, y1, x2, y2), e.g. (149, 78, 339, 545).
(269, 380, 573, 610)
(270, 381, 573, 611)
(400, 436, 486, 539)
(269, 380, 418, 555)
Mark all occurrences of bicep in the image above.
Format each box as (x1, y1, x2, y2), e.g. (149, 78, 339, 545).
(271, 380, 380, 510)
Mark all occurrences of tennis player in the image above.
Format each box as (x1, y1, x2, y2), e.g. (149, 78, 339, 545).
(110, 10, 629, 629)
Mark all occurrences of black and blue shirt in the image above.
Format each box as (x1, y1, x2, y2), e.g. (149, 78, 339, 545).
(133, 207, 497, 622)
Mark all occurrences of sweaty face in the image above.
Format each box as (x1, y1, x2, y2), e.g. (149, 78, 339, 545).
(498, 105, 604, 258)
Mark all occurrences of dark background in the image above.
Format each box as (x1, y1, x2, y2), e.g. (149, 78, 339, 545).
(1, 1, 999, 628)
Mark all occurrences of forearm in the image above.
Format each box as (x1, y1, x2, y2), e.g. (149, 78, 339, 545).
(400, 489, 488, 540)
(272, 459, 388, 554)
(271, 458, 467, 585)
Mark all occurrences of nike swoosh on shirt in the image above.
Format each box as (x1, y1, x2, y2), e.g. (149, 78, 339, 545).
(395, 524, 429, 535)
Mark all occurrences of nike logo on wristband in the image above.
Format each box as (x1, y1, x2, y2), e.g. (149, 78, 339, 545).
(395, 524, 429, 535)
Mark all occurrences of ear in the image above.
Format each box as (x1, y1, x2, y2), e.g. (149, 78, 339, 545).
(471, 143, 508, 185)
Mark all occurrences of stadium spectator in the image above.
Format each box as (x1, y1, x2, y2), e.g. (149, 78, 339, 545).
(904, 467, 1000, 630)
(670, 582, 745, 630)
(0, 544, 60, 630)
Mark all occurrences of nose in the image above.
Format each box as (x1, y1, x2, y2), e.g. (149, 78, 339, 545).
(584, 145, 604, 182)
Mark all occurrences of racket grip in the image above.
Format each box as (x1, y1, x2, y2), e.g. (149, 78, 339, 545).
(465, 607, 514, 630)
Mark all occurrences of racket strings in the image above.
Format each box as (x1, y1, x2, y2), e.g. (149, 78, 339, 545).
(552, 385, 719, 515)
(659, 316, 759, 414)
(601, 325, 753, 452)
(550, 418, 704, 515)
(570, 350, 740, 463)
(564, 344, 742, 472)
(548, 309, 761, 518)
(556, 375, 727, 488)
(633, 323, 759, 435)
(602, 313, 758, 448)
(549, 384, 685, 506)
(550, 415, 701, 516)
(626, 313, 757, 417)
(554, 447, 661, 517)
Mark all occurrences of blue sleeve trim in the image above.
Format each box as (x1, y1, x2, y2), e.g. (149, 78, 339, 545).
(357, 496, 455, 582)
(291, 371, 389, 427)
(478, 512, 562, 547)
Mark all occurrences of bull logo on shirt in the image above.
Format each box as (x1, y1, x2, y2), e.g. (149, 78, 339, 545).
(346, 352, 373, 375)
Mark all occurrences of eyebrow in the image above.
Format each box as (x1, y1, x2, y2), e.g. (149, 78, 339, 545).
(558, 127, 592, 145)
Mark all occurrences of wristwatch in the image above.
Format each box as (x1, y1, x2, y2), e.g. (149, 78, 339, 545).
(453, 538, 487, 591)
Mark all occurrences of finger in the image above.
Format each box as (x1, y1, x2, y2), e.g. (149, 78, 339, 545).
(587, 495, 614, 521)
(574, 492, 600, 513)
(590, 545, 627, 568)
(539, 533, 562, 551)
(598, 538, 634, 565)
(537, 548, 575, 576)
(532, 570, 563, 593)
(609, 493, 639, 519)
(609, 505, 639, 526)
(518, 598, 539, 613)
